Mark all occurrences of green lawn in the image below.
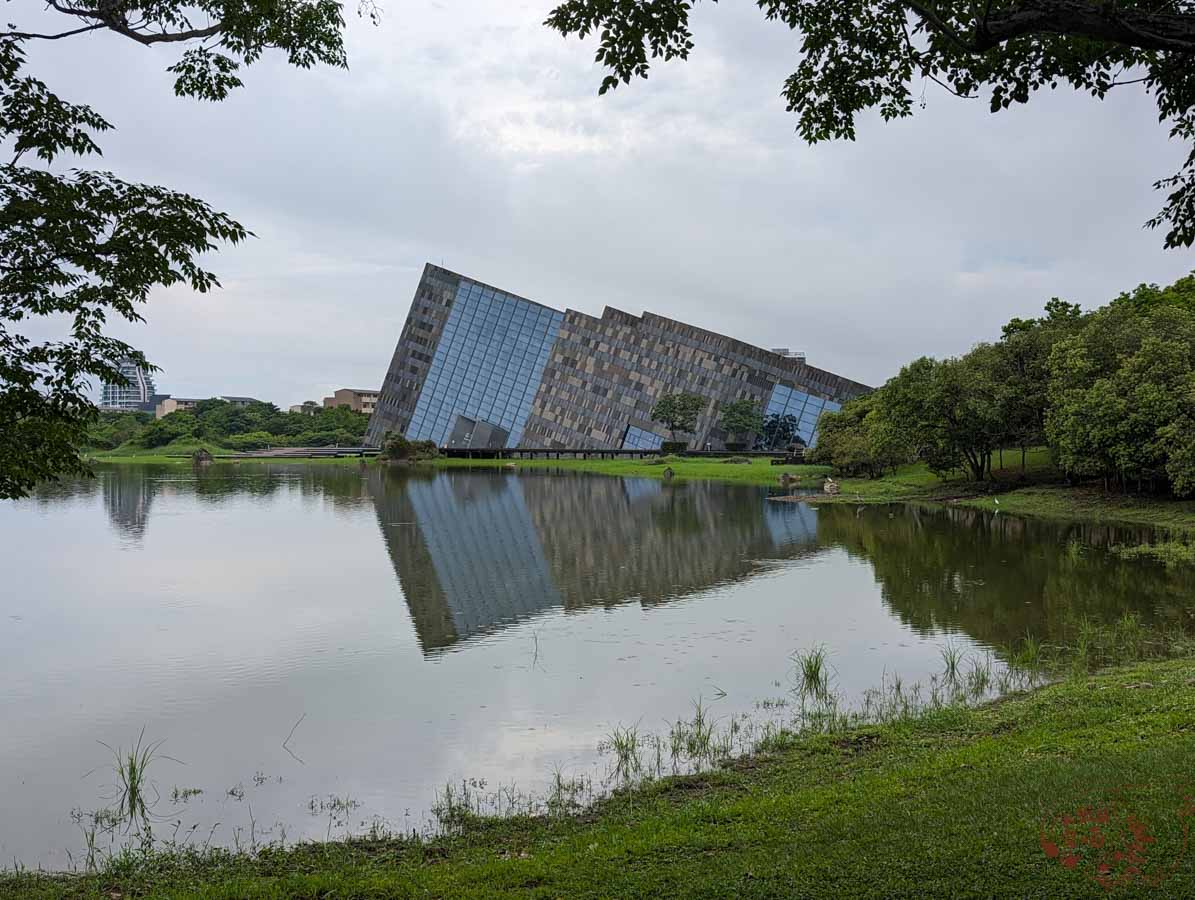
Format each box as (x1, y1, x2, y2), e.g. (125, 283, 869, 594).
(7, 659, 1194, 898)
(432, 449, 1057, 497)
(434, 450, 1195, 534)
(956, 486, 1195, 535)
(432, 454, 832, 486)
(90, 448, 1195, 534)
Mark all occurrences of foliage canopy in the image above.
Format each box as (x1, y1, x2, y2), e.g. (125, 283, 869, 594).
(0, 1, 361, 497)
(651, 392, 706, 438)
(717, 398, 764, 439)
(88, 400, 369, 452)
(809, 391, 915, 477)
(546, 0, 1195, 248)
(815, 272, 1195, 496)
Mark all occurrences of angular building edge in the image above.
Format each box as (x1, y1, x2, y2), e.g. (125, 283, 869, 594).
(366, 263, 872, 451)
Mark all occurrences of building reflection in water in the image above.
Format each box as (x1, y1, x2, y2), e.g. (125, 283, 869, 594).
(69, 465, 1192, 659)
(101, 469, 156, 542)
(370, 469, 822, 654)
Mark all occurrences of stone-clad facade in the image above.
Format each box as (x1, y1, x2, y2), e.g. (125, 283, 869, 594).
(368, 264, 871, 451)
(365, 266, 461, 446)
(369, 469, 821, 654)
(521, 307, 870, 450)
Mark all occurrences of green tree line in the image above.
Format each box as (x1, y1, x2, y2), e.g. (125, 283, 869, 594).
(88, 401, 368, 452)
(810, 274, 1195, 496)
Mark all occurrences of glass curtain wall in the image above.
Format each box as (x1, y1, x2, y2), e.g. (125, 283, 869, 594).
(621, 425, 665, 451)
(405, 279, 563, 448)
(763, 383, 842, 448)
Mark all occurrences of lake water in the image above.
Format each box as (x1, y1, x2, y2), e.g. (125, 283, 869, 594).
(2, 464, 1192, 867)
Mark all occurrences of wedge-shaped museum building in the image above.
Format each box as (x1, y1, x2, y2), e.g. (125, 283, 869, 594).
(365, 264, 871, 451)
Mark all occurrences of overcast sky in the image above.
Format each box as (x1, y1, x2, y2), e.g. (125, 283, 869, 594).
(23, 0, 1195, 406)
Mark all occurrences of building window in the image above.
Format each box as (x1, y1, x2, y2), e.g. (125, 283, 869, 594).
(622, 424, 664, 451)
(763, 383, 839, 447)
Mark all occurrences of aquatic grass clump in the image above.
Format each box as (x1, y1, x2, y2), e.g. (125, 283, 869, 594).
(96, 727, 180, 835)
(998, 615, 1195, 686)
(791, 645, 833, 700)
(965, 656, 993, 698)
(939, 641, 967, 684)
(799, 692, 852, 735)
(1110, 540, 1195, 567)
(69, 807, 124, 873)
(431, 780, 485, 833)
(1025, 612, 1195, 679)
(1009, 632, 1044, 677)
(601, 724, 644, 780)
(546, 769, 594, 818)
(1114, 611, 1146, 660)
(661, 698, 734, 773)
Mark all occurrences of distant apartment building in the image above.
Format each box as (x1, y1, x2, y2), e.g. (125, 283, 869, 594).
(289, 401, 321, 415)
(323, 388, 379, 415)
(154, 395, 261, 419)
(99, 360, 164, 412)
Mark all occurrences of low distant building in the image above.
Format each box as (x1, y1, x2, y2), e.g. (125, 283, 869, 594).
(289, 401, 321, 415)
(323, 388, 379, 415)
(100, 360, 159, 412)
(155, 397, 197, 418)
(155, 395, 261, 419)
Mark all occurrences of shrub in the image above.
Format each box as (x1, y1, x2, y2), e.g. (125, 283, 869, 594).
(380, 434, 440, 461)
(661, 441, 688, 454)
(809, 392, 913, 478)
(411, 440, 440, 460)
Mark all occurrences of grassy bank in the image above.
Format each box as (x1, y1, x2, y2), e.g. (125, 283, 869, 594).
(91, 448, 1195, 533)
(955, 486, 1195, 535)
(430, 449, 1048, 496)
(6, 657, 1193, 899)
(433, 452, 1195, 534)
(432, 454, 832, 486)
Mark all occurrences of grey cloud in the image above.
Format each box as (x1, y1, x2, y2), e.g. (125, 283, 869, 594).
(20, 0, 1194, 403)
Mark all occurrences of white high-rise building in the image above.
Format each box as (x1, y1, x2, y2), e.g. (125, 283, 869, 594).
(100, 359, 156, 411)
